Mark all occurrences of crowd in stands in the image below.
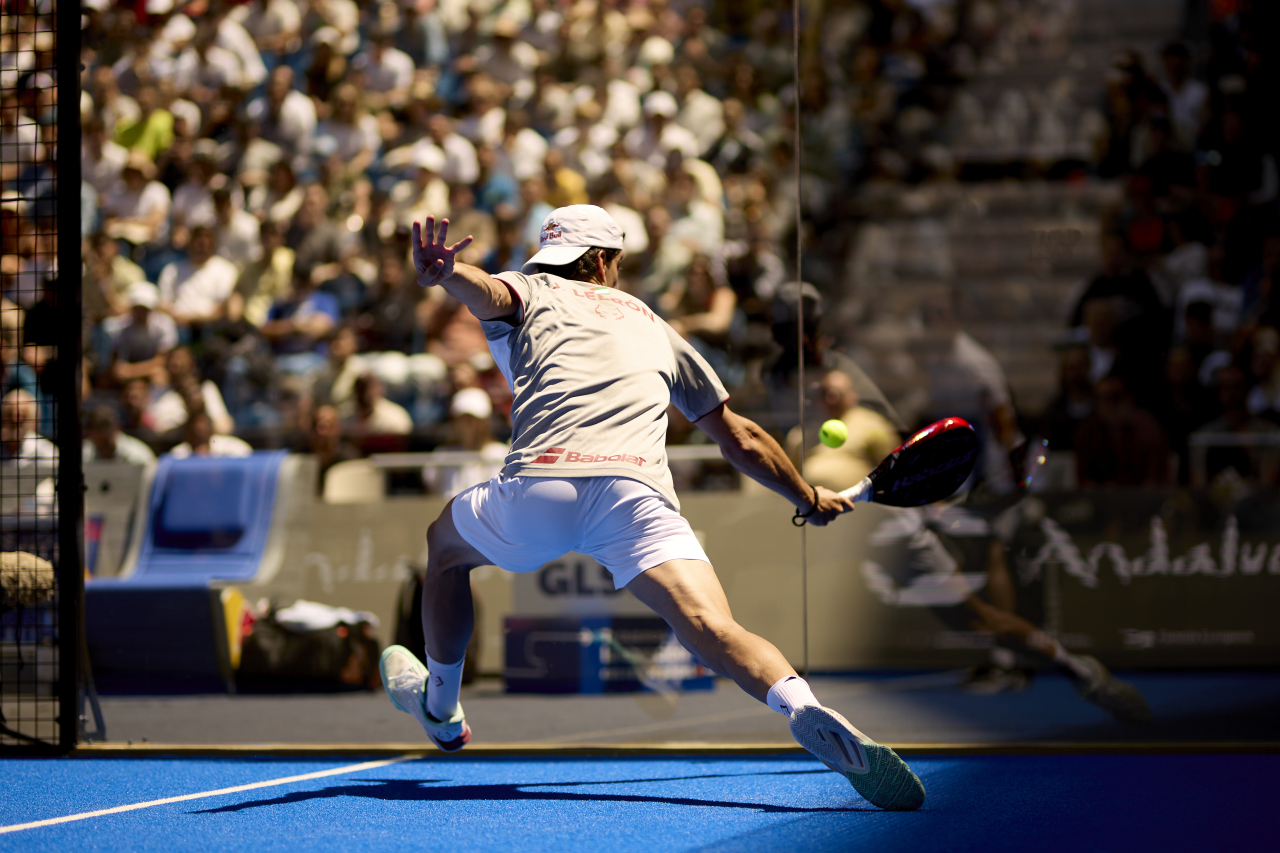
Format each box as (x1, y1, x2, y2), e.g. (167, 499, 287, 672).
(0, 0, 1248, 497)
(1041, 2, 1280, 490)
(75, 0, 1032, 491)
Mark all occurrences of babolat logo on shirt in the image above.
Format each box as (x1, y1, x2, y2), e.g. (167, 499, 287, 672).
(532, 447, 646, 466)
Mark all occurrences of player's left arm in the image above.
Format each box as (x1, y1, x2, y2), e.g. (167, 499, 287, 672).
(412, 216, 517, 321)
(694, 402, 854, 526)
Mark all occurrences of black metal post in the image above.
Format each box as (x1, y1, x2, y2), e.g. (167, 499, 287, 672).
(56, 0, 84, 753)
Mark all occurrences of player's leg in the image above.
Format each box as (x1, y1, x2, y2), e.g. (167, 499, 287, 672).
(420, 500, 490, 666)
(379, 498, 490, 752)
(625, 558, 793, 699)
(961, 539, 1034, 693)
(959, 593, 1152, 724)
(627, 559, 925, 811)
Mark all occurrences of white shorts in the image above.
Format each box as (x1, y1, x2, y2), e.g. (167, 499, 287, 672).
(450, 475, 709, 588)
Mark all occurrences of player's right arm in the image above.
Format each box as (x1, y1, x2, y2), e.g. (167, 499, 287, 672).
(695, 403, 853, 526)
(413, 217, 518, 321)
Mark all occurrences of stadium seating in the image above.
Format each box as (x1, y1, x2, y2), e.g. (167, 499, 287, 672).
(85, 452, 291, 692)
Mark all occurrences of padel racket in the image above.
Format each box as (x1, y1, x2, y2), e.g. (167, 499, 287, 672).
(840, 417, 979, 507)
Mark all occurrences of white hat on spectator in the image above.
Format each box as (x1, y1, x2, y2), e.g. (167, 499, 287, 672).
(522, 205, 626, 274)
(311, 27, 342, 48)
(145, 0, 174, 14)
(637, 35, 675, 68)
(412, 143, 445, 173)
(643, 91, 678, 119)
(128, 282, 160, 310)
(83, 0, 111, 11)
(450, 388, 492, 420)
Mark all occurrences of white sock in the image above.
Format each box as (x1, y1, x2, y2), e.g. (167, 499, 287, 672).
(425, 654, 464, 721)
(1030, 632, 1094, 681)
(765, 675, 820, 718)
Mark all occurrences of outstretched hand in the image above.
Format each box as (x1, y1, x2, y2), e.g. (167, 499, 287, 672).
(413, 217, 474, 287)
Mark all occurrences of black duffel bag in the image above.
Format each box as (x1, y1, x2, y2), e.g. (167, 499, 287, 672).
(238, 614, 381, 692)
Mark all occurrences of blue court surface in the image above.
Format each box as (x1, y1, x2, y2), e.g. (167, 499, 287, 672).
(0, 753, 1270, 852)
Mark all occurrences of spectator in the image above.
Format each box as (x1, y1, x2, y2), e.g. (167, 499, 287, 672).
(315, 83, 381, 183)
(247, 160, 304, 224)
(148, 346, 235, 436)
(262, 266, 341, 377)
(227, 219, 294, 328)
(791, 369, 899, 491)
(625, 90, 699, 170)
(1159, 347, 1217, 484)
(424, 387, 507, 498)
(1158, 42, 1208, 150)
(83, 405, 157, 465)
(234, 0, 302, 60)
(421, 114, 478, 187)
(213, 186, 262, 270)
(107, 282, 178, 386)
(387, 144, 449, 229)
(309, 325, 362, 412)
(156, 224, 239, 327)
(0, 388, 56, 466)
(102, 151, 171, 251)
(118, 378, 161, 447)
(762, 282, 902, 437)
(1040, 347, 1095, 452)
(168, 411, 254, 458)
(112, 84, 174, 162)
(1074, 375, 1170, 488)
(82, 115, 129, 198)
(354, 27, 416, 113)
(169, 141, 223, 249)
(1247, 327, 1280, 417)
(357, 254, 421, 354)
(662, 253, 736, 348)
(342, 372, 412, 437)
(246, 66, 315, 175)
(82, 233, 146, 325)
(1194, 363, 1280, 486)
(305, 403, 361, 494)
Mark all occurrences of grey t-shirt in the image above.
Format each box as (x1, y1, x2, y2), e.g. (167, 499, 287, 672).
(482, 271, 729, 510)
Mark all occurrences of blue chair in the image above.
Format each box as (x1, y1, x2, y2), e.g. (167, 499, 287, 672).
(86, 451, 289, 693)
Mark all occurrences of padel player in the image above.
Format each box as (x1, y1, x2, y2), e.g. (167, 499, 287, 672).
(378, 206, 927, 811)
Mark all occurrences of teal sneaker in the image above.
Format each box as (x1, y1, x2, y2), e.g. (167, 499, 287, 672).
(789, 705, 925, 811)
(379, 645, 471, 752)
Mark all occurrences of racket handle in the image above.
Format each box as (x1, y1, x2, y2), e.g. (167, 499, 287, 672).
(839, 477, 873, 506)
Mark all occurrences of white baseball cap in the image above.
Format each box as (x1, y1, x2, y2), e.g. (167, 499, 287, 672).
(522, 205, 625, 274)
(128, 281, 160, 310)
(643, 90, 678, 118)
(412, 143, 445, 173)
(450, 387, 492, 420)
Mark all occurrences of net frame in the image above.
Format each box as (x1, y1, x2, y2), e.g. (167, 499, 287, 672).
(0, 0, 83, 755)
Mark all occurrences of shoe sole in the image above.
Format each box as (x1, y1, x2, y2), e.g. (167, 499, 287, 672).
(790, 706, 925, 811)
(379, 645, 472, 752)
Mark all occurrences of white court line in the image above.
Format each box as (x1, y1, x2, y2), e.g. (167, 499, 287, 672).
(0, 756, 414, 835)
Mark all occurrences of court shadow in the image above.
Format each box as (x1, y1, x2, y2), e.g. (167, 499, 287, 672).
(193, 769, 872, 815)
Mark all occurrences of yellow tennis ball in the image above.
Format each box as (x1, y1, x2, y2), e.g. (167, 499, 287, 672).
(820, 419, 848, 448)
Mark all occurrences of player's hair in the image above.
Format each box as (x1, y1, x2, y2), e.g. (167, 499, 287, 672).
(536, 247, 622, 283)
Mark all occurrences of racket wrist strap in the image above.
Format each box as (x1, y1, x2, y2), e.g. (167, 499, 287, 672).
(792, 484, 819, 527)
